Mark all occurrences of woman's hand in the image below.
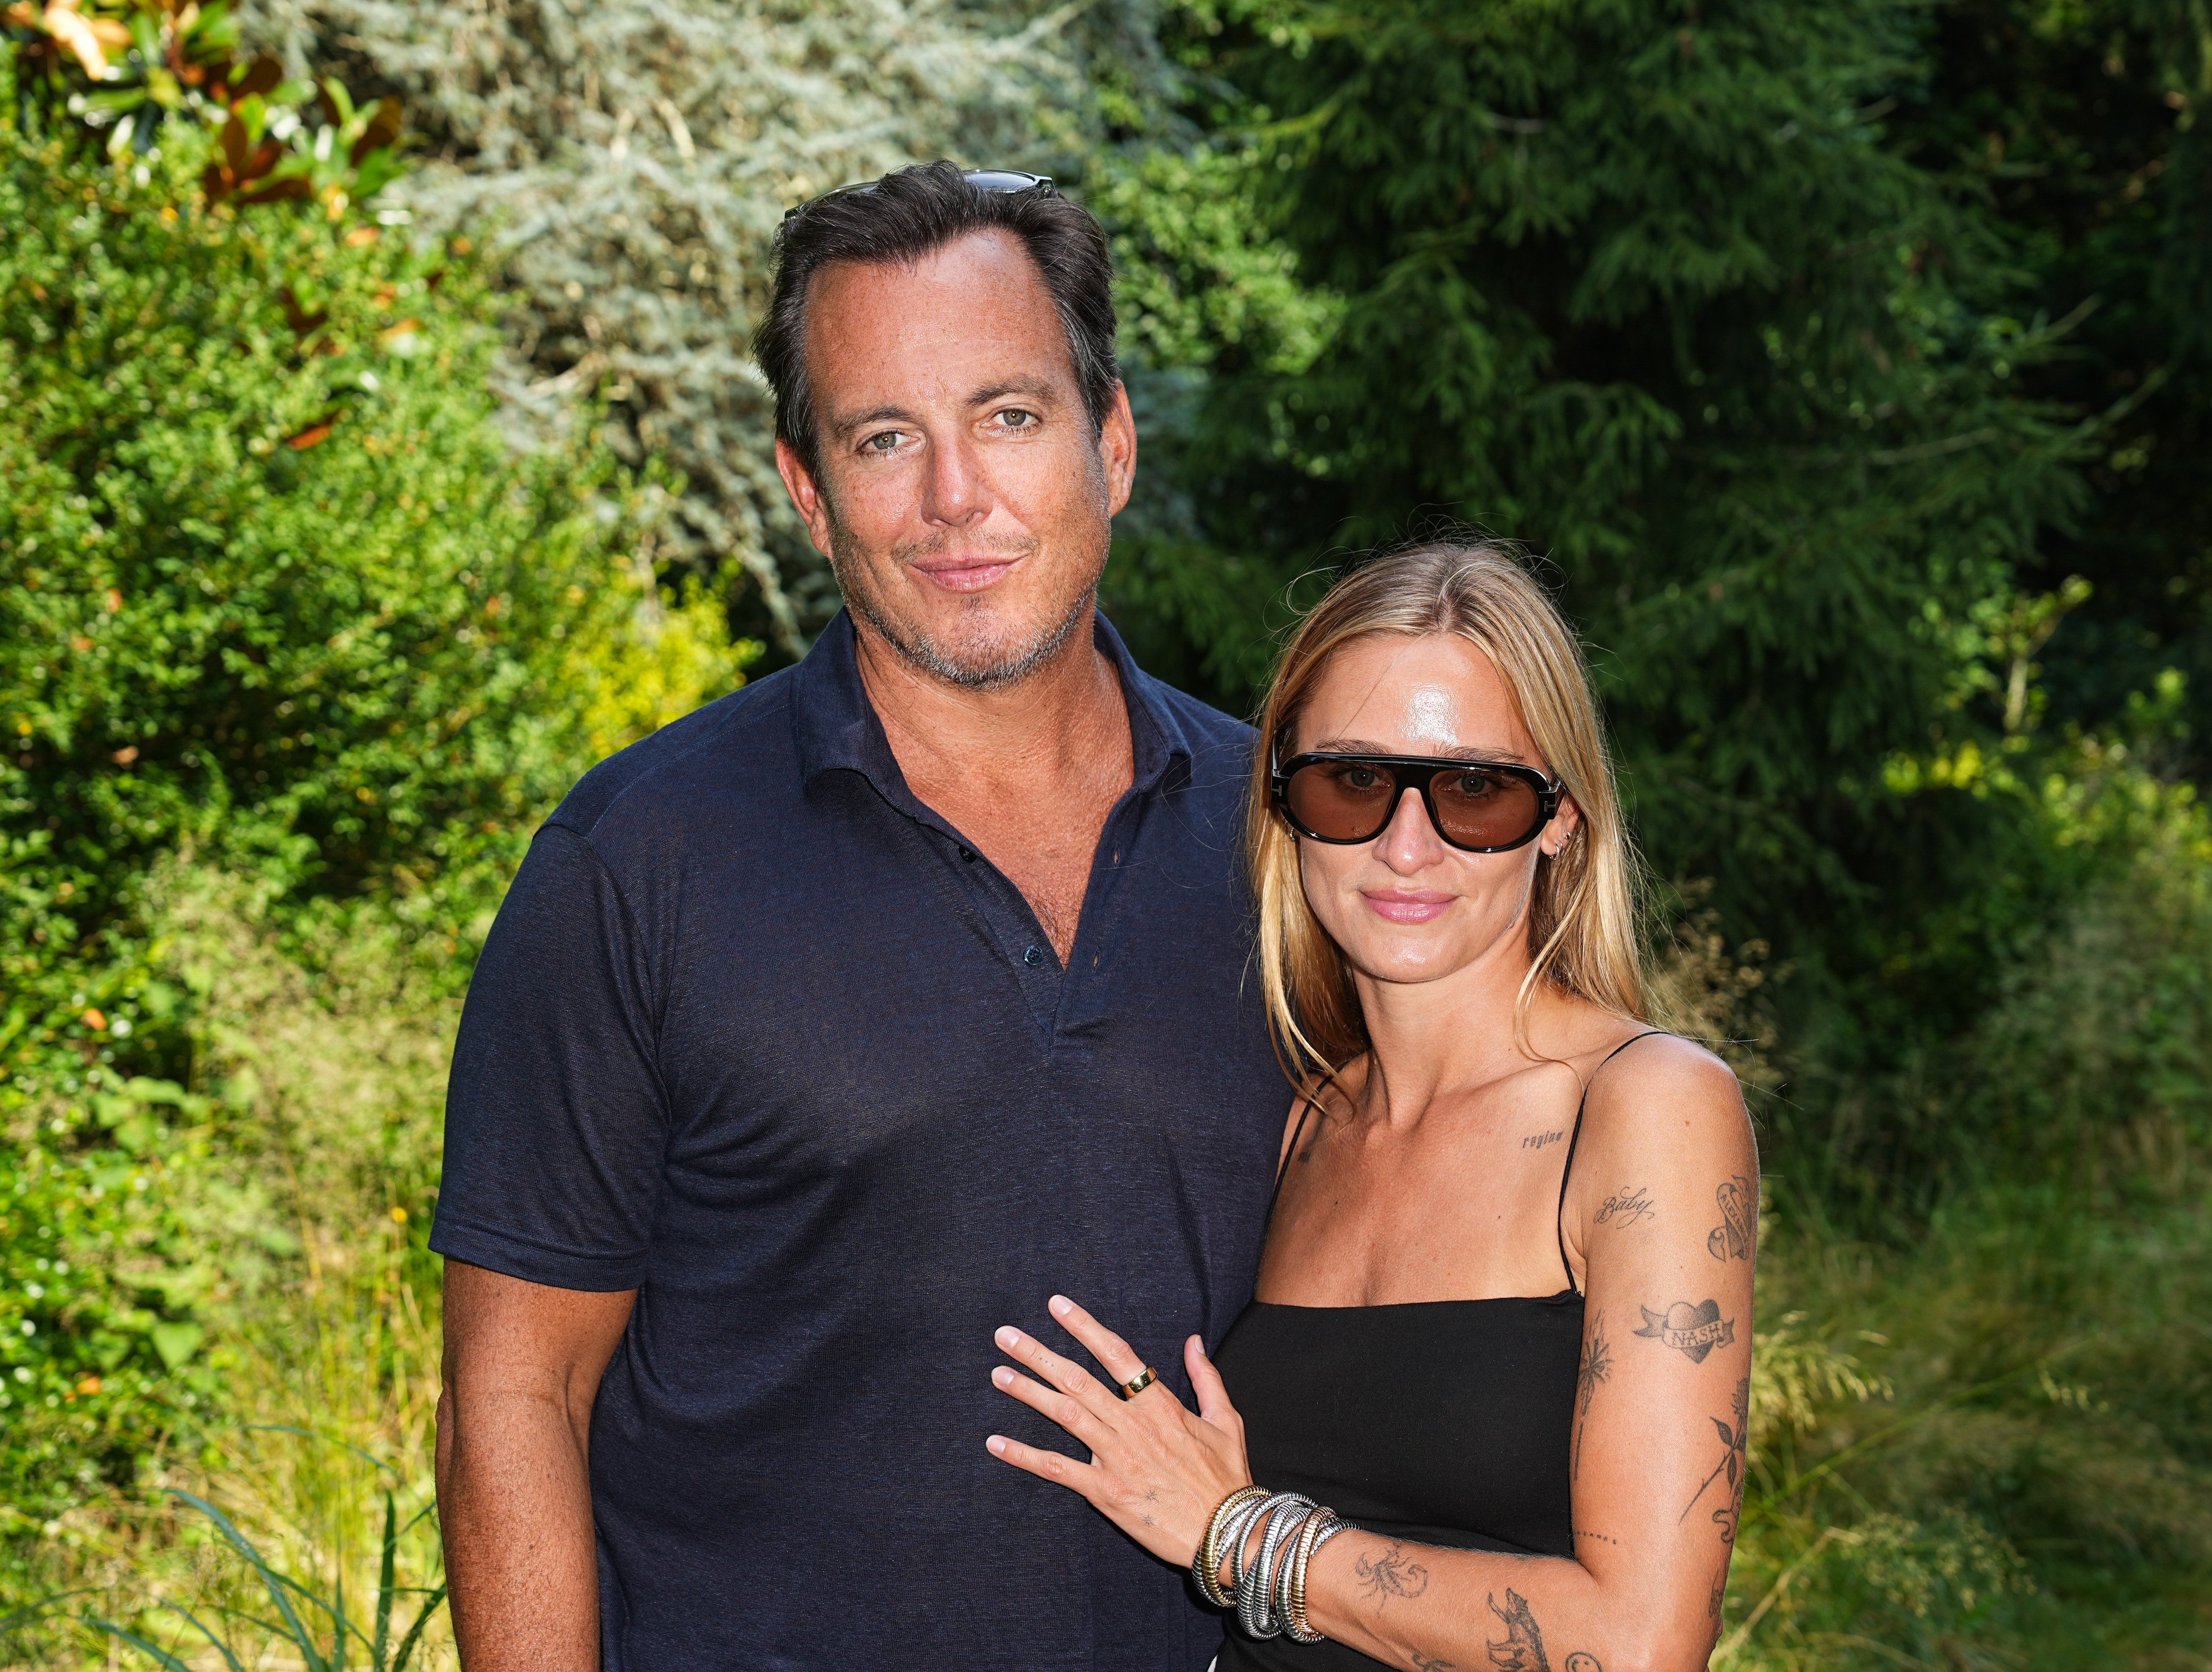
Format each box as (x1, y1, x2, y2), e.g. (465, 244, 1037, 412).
(987, 1295, 1253, 1570)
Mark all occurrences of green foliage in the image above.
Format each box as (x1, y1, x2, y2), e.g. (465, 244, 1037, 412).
(0, 60, 658, 1570)
(1, 125, 623, 970)
(1730, 1161, 2212, 1670)
(1894, 0, 2212, 772)
(1, 1089, 218, 1534)
(68, 1487, 446, 1671)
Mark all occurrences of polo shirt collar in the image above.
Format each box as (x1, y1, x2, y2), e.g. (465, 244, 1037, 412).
(791, 607, 1188, 797)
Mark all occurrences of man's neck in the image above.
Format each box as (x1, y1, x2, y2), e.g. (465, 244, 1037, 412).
(852, 602, 1129, 784)
(851, 602, 1136, 963)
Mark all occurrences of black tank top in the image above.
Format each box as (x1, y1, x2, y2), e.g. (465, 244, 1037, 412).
(1211, 1034, 1661, 1672)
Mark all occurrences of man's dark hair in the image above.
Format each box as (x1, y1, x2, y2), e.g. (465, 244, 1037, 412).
(753, 161, 1120, 478)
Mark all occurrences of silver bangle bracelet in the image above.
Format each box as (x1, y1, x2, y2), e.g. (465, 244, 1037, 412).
(1285, 1513, 1348, 1643)
(1238, 1493, 1318, 1639)
(1271, 1502, 1324, 1635)
(1226, 1490, 1303, 1617)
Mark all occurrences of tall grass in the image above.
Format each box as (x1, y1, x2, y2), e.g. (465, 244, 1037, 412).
(1715, 804, 2212, 1671)
(2, 875, 457, 1672)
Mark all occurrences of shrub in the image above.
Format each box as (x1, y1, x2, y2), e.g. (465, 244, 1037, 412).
(0, 32, 743, 1574)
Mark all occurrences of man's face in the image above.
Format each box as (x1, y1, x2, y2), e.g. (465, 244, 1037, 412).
(774, 229, 1135, 689)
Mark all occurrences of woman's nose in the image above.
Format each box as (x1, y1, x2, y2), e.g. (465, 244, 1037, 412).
(1374, 785, 1445, 873)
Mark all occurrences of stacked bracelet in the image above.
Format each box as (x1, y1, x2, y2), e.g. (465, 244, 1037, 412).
(1193, 1484, 1349, 1643)
(1285, 1510, 1348, 1643)
(1194, 1485, 1269, 1608)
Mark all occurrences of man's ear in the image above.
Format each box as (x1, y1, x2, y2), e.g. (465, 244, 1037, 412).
(1099, 381, 1137, 518)
(775, 435, 835, 559)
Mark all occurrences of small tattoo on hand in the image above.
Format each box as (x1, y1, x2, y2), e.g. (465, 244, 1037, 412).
(1633, 1300, 1736, 1363)
(1707, 1175, 1753, 1261)
(1522, 1130, 1564, 1151)
(1355, 1541, 1430, 1606)
(1412, 1656, 1457, 1672)
(1564, 1655, 1602, 1672)
(1595, 1184, 1653, 1227)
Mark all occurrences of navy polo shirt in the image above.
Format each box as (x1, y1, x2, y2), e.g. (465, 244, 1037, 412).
(432, 610, 1285, 1671)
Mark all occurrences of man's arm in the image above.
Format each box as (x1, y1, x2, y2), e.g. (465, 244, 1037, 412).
(437, 1260, 637, 1671)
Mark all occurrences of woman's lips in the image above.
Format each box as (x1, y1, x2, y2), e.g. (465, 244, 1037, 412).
(1363, 889, 1455, 924)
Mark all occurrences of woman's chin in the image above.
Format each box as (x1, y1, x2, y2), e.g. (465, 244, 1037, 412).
(1341, 936, 1481, 989)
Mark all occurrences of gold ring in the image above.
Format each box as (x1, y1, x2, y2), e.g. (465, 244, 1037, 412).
(1119, 1365, 1160, 1399)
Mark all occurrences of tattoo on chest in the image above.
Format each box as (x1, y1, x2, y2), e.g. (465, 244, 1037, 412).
(1595, 1184, 1654, 1227)
(1680, 1376, 1752, 1542)
(1522, 1130, 1564, 1151)
(1354, 1542, 1430, 1607)
(1633, 1299, 1737, 1363)
(1708, 1175, 1754, 1261)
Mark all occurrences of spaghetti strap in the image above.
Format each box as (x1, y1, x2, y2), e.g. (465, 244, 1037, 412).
(1267, 1097, 1320, 1224)
(1556, 1030, 1667, 1294)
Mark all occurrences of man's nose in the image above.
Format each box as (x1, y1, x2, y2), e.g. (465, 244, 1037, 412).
(921, 430, 991, 527)
(1375, 785, 1445, 874)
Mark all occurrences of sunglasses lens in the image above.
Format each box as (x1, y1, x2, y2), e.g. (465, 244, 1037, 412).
(1285, 760, 1399, 842)
(1429, 767, 1542, 849)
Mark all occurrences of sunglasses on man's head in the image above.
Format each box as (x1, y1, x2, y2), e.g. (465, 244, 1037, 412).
(782, 168, 1058, 223)
(1271, 753, 1564, 854)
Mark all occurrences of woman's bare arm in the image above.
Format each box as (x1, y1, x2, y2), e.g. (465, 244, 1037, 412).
(1295, 1035, 1754, 1672)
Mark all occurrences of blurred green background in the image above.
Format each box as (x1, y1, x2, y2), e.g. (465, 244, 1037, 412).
(3, 0, 2208, 1665)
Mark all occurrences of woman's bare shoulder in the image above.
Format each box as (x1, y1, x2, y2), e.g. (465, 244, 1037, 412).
(1577, 1029, 1754, 1179)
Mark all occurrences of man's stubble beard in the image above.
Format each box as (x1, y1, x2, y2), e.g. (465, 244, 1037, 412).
(827, 515, 1103, 693)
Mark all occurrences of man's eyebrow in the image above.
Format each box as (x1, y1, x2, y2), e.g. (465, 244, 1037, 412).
(970, 376, 1059, 406)
(828, 404, 914, 439)
(1312, 737, 1535, 764)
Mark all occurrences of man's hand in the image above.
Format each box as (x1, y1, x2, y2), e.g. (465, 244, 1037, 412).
(438, 1261, 636, 1671)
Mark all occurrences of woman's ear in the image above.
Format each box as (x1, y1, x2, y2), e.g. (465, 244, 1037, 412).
(1540, 792, 1582, 857)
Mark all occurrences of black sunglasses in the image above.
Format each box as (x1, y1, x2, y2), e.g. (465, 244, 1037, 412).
(782, 168, 1057, 223)
(1271, 752, 1564, 854)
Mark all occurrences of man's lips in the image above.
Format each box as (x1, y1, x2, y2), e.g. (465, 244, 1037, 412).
(909, 553, 1027, 593)
(1362, 889, 1455, 925)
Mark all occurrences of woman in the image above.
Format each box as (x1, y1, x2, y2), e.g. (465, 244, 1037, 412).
(986, 543, 1756, 1671)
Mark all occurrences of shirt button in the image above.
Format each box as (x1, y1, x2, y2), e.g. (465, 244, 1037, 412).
(1023, 945, 1044, 967)
(958, 845, 977, 863)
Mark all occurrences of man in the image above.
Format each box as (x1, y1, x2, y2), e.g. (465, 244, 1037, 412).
(431, 162, 1285, 1670)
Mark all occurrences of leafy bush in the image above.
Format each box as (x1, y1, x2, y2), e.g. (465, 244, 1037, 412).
(0, 117, 626, 984)
(0, 29, 753, 1576)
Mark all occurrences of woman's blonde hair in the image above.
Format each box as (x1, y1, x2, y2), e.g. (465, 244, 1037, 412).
(1246, 541, 1652, 1085)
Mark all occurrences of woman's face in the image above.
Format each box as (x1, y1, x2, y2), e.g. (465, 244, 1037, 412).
(1290, 632, 1579, 991)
